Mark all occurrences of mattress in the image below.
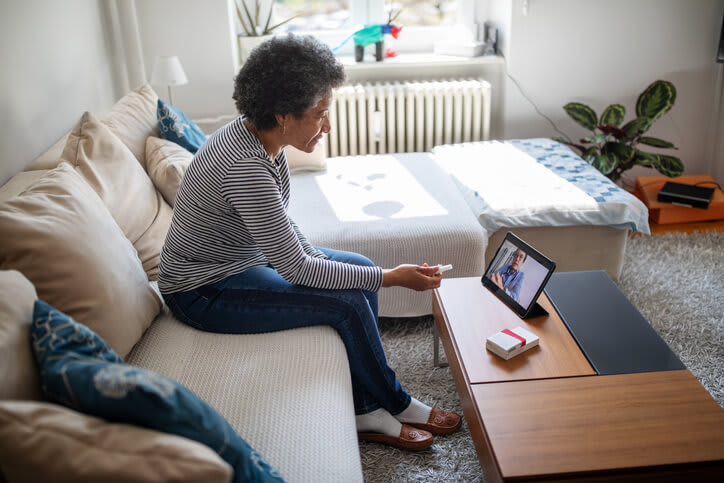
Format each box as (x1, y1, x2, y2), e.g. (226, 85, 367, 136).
(432, 138, 651, 235)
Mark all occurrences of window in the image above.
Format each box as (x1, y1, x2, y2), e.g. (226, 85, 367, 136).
(275, 1, 459, 32)
(233, 0, 478, 60)
(269, 0, 476, 55)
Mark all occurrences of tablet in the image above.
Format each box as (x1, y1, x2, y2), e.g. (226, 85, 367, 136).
(481, 232, 556, 319)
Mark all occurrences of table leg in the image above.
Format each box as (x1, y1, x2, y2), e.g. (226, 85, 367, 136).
(433, 325, 449, 367)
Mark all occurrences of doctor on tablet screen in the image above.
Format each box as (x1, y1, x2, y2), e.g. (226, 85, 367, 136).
(489, 248, 526, 302)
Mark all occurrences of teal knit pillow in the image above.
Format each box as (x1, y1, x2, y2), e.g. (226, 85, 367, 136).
(157, 99, 207, 153)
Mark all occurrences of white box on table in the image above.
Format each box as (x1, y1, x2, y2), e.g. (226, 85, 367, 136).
(486, 326, 539, 360)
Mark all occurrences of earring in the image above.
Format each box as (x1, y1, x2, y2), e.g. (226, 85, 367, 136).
(282, 124, 286, 135)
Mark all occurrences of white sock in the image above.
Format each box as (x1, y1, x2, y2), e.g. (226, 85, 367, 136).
(356, 408, 402, 437)
(395, 397, 432, 424)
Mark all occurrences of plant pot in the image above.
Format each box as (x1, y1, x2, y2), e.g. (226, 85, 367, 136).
(238, 35, 273, 64)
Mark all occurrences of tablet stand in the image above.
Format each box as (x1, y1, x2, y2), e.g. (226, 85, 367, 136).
(523, 301, 548, 319)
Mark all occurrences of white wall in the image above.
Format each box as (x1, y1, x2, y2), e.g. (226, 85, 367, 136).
(135, 0, 239, 118)
(0, 0, 119, 185)
(486, 0, 724, 186)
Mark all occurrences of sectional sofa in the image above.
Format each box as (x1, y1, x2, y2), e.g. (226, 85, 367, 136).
(0, 85, 363, 482)
(0, 82, 648, 482)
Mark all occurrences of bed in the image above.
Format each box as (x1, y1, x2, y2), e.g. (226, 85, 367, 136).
(288, 152, 488, 317)
(431, 138, 650, 282)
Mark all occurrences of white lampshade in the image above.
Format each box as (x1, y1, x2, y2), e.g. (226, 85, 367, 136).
(150, 56, 188, 105)
(150, 56, 188, 86)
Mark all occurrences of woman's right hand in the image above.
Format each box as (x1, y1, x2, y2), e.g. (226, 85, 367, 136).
(382, 264, 442, 291)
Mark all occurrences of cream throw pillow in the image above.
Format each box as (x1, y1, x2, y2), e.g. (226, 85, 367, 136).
(0, 270, 42, 401)
(145, 136, 193, 207)
(0, 170, 48, 202)
(61, 111, 172, 280)
(0, 401, 232, 483)
(100, 83, 159, 169)
(285, 141, 327, 172)
(0, 164, 161, 357)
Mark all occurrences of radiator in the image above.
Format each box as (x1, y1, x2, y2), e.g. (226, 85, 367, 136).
(326, 79, 491, 157)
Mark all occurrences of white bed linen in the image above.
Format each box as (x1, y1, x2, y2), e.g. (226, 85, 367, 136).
(432, 139, 650, 235)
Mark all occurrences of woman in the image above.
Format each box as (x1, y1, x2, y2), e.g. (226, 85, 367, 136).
(158, 34, 461, 451)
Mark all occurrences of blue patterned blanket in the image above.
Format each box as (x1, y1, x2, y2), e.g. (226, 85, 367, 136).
(432, 138, 650, 235)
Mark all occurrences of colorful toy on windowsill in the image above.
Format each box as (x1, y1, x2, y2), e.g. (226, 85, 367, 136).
(353, 22, 402, 62)
(333, 10, 402, 62)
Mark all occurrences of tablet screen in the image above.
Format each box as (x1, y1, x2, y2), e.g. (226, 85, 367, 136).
(481, 232, 556, 318)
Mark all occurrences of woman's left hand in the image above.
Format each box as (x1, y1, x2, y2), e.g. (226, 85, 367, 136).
(381, 264, 442, 291)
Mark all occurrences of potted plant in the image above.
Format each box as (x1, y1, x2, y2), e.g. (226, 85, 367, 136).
(234, 1, 311, 61)
(553, 80, 684, 183)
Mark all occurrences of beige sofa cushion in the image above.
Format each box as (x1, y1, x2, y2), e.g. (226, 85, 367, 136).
(145, 136, 193, 207)
(0, 164, 161, 357)
(128, 317, 364, 483)
(100, 83, 159, 169)
(0, 170, 48, 202)
(61, 111, 172, 280)
(0, 271, 41, 401)
(0, 401, 232, 483)
(26, 134, 69, 170)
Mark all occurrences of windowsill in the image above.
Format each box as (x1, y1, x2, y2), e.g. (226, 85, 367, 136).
(338, 53, 504, 70)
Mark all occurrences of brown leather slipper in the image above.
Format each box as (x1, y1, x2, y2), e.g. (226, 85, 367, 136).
(358, 424, 434, 451)
(407, 407, 462, 435)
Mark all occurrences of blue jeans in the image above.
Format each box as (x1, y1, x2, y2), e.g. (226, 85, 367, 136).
(162, 247, 411, 416)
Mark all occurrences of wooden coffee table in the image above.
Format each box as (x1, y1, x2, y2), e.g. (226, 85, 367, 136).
(433, 276, 724, 481)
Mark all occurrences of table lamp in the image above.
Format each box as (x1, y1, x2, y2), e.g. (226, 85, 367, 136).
(150, 55, 188, 105)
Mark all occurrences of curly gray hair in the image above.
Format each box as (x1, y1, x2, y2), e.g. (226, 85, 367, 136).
(232, 34, 346, 130)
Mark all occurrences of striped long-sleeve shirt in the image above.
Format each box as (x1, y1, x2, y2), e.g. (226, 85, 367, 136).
(157, 116, 383, 295)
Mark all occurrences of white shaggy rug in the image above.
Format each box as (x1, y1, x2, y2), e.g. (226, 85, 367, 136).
(363, 231, 723, 482)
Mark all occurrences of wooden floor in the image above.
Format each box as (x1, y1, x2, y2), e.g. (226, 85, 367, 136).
(634, 218, 724, 236)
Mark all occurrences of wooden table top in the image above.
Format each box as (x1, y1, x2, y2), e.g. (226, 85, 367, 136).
(473, 370, 724, 478)
(434, 277, 595, 383)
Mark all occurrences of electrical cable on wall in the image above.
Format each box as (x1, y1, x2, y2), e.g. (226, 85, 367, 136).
(500, 52, 571, 142)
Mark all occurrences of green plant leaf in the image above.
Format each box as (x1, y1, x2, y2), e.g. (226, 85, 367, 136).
(633, 150, 658, 167)
(654, 154, 684, 177)
(583, 146, 599, 157)
(638, 136, 677, 149)
(603, 141, 635, 163)
(584, 153, 618, 176)
(636, 80, 676, 121)
(600, 104, 625, 127)
(584, 133, 608, 145)
(621, 117, 652, 141)
(563, 102, 598, 131)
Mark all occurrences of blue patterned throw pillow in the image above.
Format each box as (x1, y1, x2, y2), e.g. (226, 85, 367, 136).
(31, 300, 283, 483)
(157, 99, 207, 153)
